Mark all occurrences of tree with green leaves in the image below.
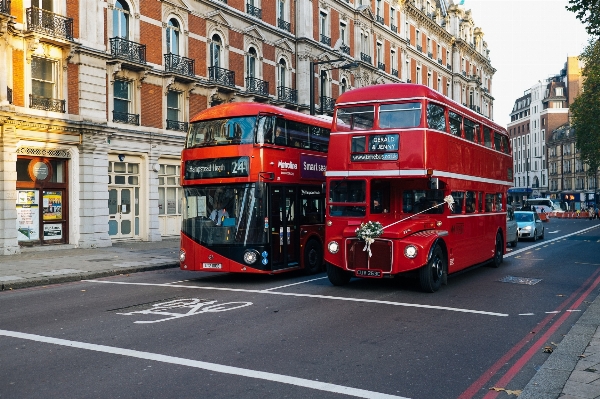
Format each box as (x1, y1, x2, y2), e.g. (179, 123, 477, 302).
(571, 40, 600, 175)
(567, 0, 600, 36)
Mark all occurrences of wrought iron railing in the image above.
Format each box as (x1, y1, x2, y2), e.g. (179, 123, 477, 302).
(277, 86, 297, 103)
(390, 24, 397, 33)
(378, 62, 385, 71)
(392, 69, 398, 77)
(438, 58, 442, 64)
(29, 94, 65, 112)
(428, 52, 433, 58)
(7, 87, 12, 104)
(417, 45, 422, 52)
(447, 63, 451, 70)
(376, 15, 384, 24)
(246, 77, 269, 96)
(340, 44, 350, 55)
(320, 34, 331, 46)
(164, 53, 195, 77)
(110, 37, 146, 64)
(113, 110, 140, 125)
(320, 96, 335, 113)
(278, 18, 291, 32)
(246, 3, 262, 19)
(0, 0, 10, 14)
(360, 52, 371, 64)
(407, 79, 412, 83)
(26, 7, 74, 41)
(166, 120, 188, 132)
(208, 66, 235, 87)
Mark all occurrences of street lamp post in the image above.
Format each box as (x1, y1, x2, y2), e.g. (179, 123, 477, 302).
(309, 58, 357, 115)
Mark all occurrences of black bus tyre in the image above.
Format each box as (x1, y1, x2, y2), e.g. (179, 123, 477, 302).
(326, 263, 351, 286)
(303, 239, 323, 275)
(492, 233, 503, 268)
(419, 245, 445, 293)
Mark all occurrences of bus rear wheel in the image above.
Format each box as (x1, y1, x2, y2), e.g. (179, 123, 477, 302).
(303, 239, 323, 275)
(491, 233, 503, 268)
(326, 263, 352, 286)
(419, 245, 445, 293)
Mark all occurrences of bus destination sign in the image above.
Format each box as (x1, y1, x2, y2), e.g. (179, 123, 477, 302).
(185, 157, 249, 180)
(369, 134, 399, 152)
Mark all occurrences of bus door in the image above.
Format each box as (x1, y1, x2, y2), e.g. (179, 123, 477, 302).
(270, 186, 299, 270)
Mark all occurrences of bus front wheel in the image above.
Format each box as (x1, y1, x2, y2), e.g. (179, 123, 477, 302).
(326, 263, 352, 286)
(419, 245, 445, 293)
(303, 239, 323, 275)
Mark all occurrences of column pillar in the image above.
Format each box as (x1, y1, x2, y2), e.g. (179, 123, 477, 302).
(0, 124, 20, 255)
(146, 151, 162, 242)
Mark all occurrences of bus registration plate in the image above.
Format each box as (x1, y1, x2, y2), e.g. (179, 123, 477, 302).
(355, 269, 382, 278)
(203, 263, 222, 269)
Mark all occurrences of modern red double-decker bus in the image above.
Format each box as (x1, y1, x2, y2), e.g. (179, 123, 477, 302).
(179, 102, 331, 275)
(324, 84, 513, 292)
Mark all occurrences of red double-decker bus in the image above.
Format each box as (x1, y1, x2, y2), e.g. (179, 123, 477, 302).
(324, 84, 513, 292)
(179, 102, 331, 275)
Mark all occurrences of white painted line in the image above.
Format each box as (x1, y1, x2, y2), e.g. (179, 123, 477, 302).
(545, 311, 560, 314)
(505, 225, 600, 258)
(262, 277, 328, 291)
(0, 329, 409, 399)
(566, 309, 582, 312)
(83, 280, 508, 317)
(519, 313, 535, 316)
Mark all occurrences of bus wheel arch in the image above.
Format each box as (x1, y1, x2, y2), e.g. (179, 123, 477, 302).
(419, 242, 446, 293)
(303, 238, 323, 275)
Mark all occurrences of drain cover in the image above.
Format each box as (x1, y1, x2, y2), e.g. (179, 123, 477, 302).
(498, 276, 542, 285)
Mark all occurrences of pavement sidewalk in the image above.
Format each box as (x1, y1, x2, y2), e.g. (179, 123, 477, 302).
(0, 239, 599, 398)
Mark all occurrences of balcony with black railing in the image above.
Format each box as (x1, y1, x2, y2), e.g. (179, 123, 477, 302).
(26, 7, 74, 41)
(437, 58, 442, 64)
(29, 94, 65, 113)
(166, 120, 188, 132)
(113, 110, 140, 125)
(428, 52, 433, 58)
(376, 15, 384, 24)
(7, 87, 12, 104)
(110, 37, 146, 65)
(320, 96, 335, 113)
(278, 18, 291, 32)
(417, 45, 422, 52)
(462, 70, 467, 77)
(447, 63, 451, 70)
(378, 62, 385, 71)
(320, 34, 331, 46)
(246, 3, 262, 19)
(360, 52, 371, 64)
(208, 66, 235, 87)
(390, 24, 397, 33)
(392, 69, 398, 77)
(278, 86, 297, 104)
(1, 0, 10, 14)
(246, 77, 269, 97)
(164, 53, 195, 77)
(340, 44, 350, 55)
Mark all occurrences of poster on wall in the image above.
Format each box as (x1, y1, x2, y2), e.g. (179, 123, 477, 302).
(43, 191, 62, 220)
(16, 190, 39, 242)
(43, 224, 63, 240)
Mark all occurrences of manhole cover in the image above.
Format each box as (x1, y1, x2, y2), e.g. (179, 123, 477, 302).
(498, 276, 542, 285)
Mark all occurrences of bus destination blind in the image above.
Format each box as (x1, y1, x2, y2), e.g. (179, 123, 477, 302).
(351, 134, 399, 162)
(185, 157, 249, 179)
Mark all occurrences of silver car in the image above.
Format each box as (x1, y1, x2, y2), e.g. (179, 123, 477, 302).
(515, 211, 545, 241)
(506, 205, 518, 247)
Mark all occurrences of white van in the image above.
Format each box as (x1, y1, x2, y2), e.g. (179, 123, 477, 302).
(524, 198, 562, 213)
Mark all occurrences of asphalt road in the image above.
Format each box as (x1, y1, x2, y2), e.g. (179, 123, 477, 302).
(1, 218, 599, 399)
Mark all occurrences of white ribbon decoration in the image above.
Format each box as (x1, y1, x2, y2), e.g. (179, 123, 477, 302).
(362, 237, 375, 257)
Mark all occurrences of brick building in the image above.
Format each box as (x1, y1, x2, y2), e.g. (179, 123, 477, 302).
(0, 0, 497, 254)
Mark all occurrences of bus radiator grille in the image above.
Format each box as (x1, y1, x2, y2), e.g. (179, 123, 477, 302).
(345, 239, 392, 272)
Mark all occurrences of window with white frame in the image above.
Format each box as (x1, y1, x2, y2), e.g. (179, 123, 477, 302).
(376, 42, 382, 65)
(113, 79, 132, 121)
(416, 65, 421, 84)
(427, 71, 432, 87)
(437, 76, 441, 92)
(341, 78, 347, 94)
(210, 34, 222, 68)
(320, 11, 328, 38)
(416, 30, 421, 48)
(158, 164, 182, 218)
(361, 30, 369, 55)
(278, 0, 286, 22)
(376, 0, 382, 17)
(31, 57, 57, 100)
(247, 47, 257, 78)
(278, 58, 287, 88)
(166, 90, 181, 122)
(390, 50, 396, 71)
(113, 0, 130, 39)
(390, 9, 395, 27)
(340, 22, 347, 44)
(166, 18, 180, 55)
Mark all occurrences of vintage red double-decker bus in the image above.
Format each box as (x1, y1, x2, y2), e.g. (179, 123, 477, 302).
(179, 102, 331, 275)
(324, 84, 513, 292)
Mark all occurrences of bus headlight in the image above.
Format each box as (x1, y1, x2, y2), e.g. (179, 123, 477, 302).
(328, 241, 340, 254)
(404, 245, 418, 259)
(243, 250, 258, 264)
(179, 249, 186, 262)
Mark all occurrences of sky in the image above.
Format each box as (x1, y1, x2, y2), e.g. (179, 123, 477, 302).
(458, 0, 591, 127)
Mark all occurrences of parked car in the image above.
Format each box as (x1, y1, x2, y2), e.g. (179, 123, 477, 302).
(515, 211, 545, 241)
(506, 205, 518, 247)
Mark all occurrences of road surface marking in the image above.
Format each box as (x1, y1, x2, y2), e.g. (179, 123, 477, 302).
(0, 329, 409, 399)
(262, 276, 328, 291)
(116, 299, 252, 323)
(83, 280, 508, 317)
(505, 225, 600, 258)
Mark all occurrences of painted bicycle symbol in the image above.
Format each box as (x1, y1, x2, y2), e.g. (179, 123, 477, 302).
(117, 298, 253, 324)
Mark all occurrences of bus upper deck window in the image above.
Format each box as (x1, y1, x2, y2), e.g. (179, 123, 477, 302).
(379, 103, 421, 129)
(426, 103, 446, 131)
(336, 106, 375, 131)
(449, 112, 462, 137)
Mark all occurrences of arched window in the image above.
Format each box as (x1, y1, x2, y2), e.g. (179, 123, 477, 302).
(341, 78, 347, 94)
(113, 0, 130, 39)
(278, 59, 286, 88)
(247, 47, 257, 78)
(210, 34, 222, 69)
(166, 19, 180, 55)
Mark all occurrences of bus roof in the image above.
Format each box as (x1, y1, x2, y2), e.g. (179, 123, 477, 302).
(189, 102, 332, 128)
(336, 83, 506, 132)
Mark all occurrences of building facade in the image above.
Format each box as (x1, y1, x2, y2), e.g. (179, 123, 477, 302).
(0, 0, 497, 254)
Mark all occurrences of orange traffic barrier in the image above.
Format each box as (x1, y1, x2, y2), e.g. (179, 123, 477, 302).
(539, 213, 550, 222)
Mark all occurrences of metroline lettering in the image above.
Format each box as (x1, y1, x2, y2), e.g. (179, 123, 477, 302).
(278, 160, 298, 169)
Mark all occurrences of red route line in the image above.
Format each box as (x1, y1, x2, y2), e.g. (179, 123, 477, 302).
(482, 271, 600, 399)
(457, 267, 600, 399)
